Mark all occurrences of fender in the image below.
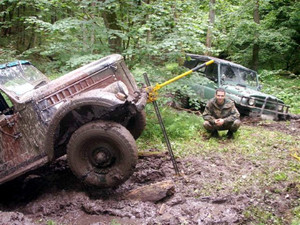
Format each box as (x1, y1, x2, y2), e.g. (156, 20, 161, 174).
(43, 90, 126, 161)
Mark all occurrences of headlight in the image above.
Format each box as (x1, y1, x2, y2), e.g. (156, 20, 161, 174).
(277, 104, 283, 111)
(248, 97, 255, 106)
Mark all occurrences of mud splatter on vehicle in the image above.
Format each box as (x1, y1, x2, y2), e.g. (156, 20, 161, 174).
(0, 54, 147, 188)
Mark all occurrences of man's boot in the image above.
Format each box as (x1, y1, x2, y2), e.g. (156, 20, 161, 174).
(226, 130, 234, 139)
(211, 130, 219, 138)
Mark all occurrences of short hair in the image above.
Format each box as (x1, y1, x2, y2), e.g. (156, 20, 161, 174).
(216, 88, 226, 94)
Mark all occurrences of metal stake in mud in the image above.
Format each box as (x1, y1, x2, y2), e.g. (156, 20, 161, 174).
(143, 73, 180, 175)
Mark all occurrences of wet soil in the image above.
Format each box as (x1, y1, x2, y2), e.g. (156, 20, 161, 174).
(241, 116, 300, 137)
(0, 118, 299, 225)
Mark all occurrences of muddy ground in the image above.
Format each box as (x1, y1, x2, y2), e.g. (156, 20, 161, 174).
(0, 118, 299, 225)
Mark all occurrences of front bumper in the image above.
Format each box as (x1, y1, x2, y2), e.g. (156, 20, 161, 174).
(132, 88, 148, 112)
(239, 96, 289, 118)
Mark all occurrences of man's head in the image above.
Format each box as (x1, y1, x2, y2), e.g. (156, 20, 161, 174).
(215, 88, 226, 105)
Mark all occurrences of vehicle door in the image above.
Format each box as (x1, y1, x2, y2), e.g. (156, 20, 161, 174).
(202, 62, 218, 100)
(0, 93, 40, 184)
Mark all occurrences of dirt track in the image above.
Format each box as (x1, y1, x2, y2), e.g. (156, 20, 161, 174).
(0, 118, 299, 225)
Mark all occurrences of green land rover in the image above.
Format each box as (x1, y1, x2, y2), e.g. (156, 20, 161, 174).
(178, 54, 289, 120)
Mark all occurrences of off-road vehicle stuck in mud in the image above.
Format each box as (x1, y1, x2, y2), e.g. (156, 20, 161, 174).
(0, 54, 147, 188)
(179, 54, 289, 120)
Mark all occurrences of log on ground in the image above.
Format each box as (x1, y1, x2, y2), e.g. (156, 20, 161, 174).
(124, 180, 175, 202)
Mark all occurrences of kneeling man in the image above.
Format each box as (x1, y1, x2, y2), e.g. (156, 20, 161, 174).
(203, 88, 241, 138)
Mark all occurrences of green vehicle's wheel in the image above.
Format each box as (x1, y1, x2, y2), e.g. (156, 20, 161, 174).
(67, 121, 138, 188)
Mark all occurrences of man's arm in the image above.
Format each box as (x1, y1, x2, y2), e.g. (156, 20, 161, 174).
(224, 104, 240, 123)
(203, 102, 215, 124)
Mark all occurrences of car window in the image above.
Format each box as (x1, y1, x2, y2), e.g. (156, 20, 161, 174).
(183, 58, 198, 69)
(204, 63, 218, 82)
(221, 65, 236, 79)
(241, 70, 257, 87)
(0, 63, 49, 97)
(220, 64, 257, 88)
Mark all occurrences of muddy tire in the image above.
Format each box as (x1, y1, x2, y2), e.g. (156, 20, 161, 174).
(67, 121, 138, 188)
(126, 110, 146, 140)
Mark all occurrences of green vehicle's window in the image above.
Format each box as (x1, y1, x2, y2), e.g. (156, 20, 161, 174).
(205, 63, 218, 82)
(221, 65, 257, 88)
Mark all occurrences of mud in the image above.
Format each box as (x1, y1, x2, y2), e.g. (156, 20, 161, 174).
(0, 118, 299, 225)
(241, 116, 300, 137)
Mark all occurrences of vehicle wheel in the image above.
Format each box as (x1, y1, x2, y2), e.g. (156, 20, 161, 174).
(67, 121, 138, 188)
(126, 110, 146, 140)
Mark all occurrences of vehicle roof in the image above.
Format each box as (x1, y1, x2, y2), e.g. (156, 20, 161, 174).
(186, 54, 256, 73)
(0, 60, 31, 69)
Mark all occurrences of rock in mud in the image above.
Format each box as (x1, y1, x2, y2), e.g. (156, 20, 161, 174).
(124, 180, 175, 202)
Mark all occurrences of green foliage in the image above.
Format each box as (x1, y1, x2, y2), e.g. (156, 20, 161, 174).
(243, 205, 283, 225)
(291, 206, 300, 225)
(273, 171, 288, 181)
(259, 70, 300, 114)
(0, 48, 18, 64)
(1, 0, 299, 74)
(138, 104, 202, 146)
(46, 220, 57, 225)
(110, 219, 121, 225)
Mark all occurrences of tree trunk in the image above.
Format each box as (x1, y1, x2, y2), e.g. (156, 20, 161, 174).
(205, 0, 215, 56)
(252, 0, 260, 71)
(100, 0, 122, 53)
(146, 0, 151, 44)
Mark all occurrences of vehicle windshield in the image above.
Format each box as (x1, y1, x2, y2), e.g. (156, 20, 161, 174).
(220, 64, 258, 88)
(0, 61, 48, 96)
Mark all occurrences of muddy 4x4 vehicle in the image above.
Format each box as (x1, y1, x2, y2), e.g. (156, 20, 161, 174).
(180, 54, 289, 120)
(0, 54, 147, 188)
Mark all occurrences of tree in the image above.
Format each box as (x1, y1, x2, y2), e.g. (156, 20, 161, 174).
(99, 0, 122, 53)
(251, 0, 260, 71)
(206, 0, 215, 56)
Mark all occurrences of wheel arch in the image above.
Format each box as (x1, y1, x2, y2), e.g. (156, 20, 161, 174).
(43, 95, 124, 161)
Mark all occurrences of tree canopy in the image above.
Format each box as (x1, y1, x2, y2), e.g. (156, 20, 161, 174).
(0, 0, 299, 74)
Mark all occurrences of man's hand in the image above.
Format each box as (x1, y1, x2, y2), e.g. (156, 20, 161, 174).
(215, 118, 224, 126)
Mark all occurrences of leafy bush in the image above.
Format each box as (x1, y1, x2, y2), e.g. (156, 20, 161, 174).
(0, 48, 18, 64)
(259, 70, 300, 114)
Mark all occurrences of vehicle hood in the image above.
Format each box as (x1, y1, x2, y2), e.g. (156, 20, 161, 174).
(18, 54, 123, 103)
(222, 84, 284, 103)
